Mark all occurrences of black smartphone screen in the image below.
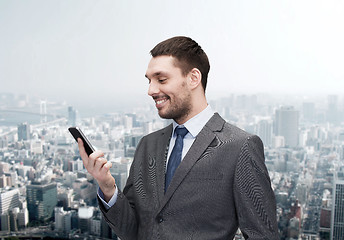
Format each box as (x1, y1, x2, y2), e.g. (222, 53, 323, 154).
(68, 127, 95, 156)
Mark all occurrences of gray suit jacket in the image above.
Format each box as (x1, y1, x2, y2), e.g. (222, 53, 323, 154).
(99, 113, 279, 239)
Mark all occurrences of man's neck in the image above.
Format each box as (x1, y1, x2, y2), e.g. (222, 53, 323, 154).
(174, 103, 209, 125)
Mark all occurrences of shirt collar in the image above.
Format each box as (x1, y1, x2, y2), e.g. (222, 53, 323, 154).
(172, 105, 214, 138)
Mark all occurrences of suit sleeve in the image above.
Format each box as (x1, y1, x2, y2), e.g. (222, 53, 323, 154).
(98, 138, 145, 240)
(233, 135, 279, 240)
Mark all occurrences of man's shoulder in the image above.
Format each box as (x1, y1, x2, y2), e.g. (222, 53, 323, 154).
(223, 121, 251, 137)
(209, 113, 250, 136)
(212, 114, 253, 141)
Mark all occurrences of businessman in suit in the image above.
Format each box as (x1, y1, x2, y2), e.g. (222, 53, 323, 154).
(78, 36, 279, 239)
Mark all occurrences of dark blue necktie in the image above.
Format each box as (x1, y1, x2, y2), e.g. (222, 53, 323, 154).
(165, 127, 189, 192)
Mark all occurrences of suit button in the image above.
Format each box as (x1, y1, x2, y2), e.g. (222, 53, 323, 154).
(157, 216, 163, 223)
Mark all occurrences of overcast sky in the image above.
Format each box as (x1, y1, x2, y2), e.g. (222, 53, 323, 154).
(1, 0, 344, 110)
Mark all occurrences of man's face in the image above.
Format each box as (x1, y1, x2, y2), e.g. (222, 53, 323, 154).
(145, 55, 192, 123)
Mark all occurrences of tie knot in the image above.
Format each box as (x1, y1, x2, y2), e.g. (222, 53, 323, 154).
(175, 127, 188, 138)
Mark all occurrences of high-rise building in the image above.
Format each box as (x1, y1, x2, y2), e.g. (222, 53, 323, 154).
(327, 95, 339, 124)
(331, 177, 344, 239)
(319, 208, 331, 239)
(0, 188, 20, 215)
(78, 206, 94, 233)
(302, 102, 315, 122)
(55, 207, 72, 234)
(40, 100, 47, 123)
(68, 106, 78, 126)
(0, 214, 10, 231)
(16, 207, 29, 229)
(257, 119, 272, 147)
(26, 181, 57, 222)
(275, 106, 299, 148)
(17, 122, 30, 141)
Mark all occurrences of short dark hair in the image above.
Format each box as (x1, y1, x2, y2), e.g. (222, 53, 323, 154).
(150, 36, 210, 92)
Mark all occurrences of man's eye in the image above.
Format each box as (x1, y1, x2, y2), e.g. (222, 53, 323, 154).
(158, 79, 167, 83)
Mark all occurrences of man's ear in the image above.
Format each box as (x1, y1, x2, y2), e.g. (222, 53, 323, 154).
(188, 68, 202, 90)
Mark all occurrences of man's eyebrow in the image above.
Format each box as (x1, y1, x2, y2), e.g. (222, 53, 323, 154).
(145, 71, 165, 79)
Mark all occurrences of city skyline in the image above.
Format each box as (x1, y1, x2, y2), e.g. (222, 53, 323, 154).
(1, 0, 344, 110)
(0, 90, 344, 238)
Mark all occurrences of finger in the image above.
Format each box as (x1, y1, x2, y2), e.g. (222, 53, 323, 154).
(89, 150, 105, 166)
(99, 161, 113, 178)
(94, 157, 108, 172)
(103, 161, 112, 170)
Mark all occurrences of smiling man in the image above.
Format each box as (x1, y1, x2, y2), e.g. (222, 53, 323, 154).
(78, 36, 279, 239)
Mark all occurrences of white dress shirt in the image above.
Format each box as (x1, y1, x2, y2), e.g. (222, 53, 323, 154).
(98, 105, 214, 209)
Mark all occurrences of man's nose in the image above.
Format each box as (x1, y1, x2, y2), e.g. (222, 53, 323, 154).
(148, 81, 159, 96)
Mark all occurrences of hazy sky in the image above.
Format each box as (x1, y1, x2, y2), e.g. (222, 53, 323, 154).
(1, 0, 344, 110)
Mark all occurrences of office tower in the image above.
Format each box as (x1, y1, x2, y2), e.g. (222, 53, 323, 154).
(302, 102, 315, 122)
(275, 106, 299, 148)
(331, 177, 344, 239)
(30, 140, 43, 154)
(55, 207, 72, 234)
(257, 119, 272, 147)
(40, 100, 47, 123)
(68, 106, 77, 126)
(26, 181, 57, 222)
(125, 113, 138, 127)
(0, 137, 7, 149)
(78, 206, 94, 233)
(4, 172, 17, 187)
(70, 159, 84, 172)
(0, 214, 10, 231)
(17, 122, 30, 141)
(295, 183, 308, 204)
(16, 207, 29, 229)
(319, 208, 331, 239)
(58, 188, 74, 209)
(327, 95, 339, 124)
(0, 188, 20, 215)
(0, 162, 10, 174)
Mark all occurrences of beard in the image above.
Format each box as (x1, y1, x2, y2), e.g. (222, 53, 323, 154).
(158, 93, 192, 123)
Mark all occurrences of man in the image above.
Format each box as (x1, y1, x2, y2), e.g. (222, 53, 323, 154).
(78, 36, 279, 239)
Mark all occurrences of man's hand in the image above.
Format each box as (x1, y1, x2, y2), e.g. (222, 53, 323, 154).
(78, 138, 116, 202)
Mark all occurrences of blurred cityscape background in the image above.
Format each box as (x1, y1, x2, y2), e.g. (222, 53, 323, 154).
(1, 0, 344, 239)
(0, 92, 344, 239)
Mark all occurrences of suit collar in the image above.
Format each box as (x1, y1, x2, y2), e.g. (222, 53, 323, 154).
(155, 123, 173, 203)
(206, 112, 226, 132)
(171, 105, 215, 138)
(157, 113, 225, 213)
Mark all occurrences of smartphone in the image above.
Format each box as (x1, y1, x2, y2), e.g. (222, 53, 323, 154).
(68, 127, 95, 156)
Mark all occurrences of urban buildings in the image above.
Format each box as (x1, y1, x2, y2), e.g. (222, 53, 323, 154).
(331, 175, 344, 239)
(0, 92, 344, 239)
(26, 181, 58, 223)
(274, 106, 299, 148)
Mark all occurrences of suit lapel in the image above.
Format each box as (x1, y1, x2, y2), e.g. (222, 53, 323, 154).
(155, 124, 173, 205)
(158, 113, 225, 212)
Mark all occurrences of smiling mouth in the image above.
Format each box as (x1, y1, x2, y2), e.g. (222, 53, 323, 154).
(156, 99, 167, 104)
(153, 96, 170, 108)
